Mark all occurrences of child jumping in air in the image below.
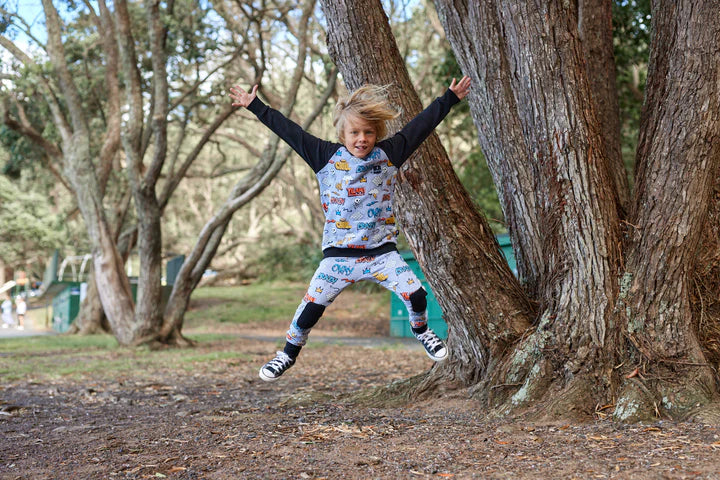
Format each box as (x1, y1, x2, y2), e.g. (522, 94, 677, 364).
(229, 76, 471, 381)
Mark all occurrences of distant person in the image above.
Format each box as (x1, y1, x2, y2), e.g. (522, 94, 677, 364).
(230, 76, 471, 381)
(15, 295, 26, 330)
(1, 296, 12, 328)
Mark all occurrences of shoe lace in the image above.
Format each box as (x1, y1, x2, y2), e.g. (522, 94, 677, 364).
(267, 351, 292, 371)
(416, 330, 442, 350)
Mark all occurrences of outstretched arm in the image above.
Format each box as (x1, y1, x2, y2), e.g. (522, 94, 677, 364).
(228, 83, 336, 173)
(380, 76, 471, 167)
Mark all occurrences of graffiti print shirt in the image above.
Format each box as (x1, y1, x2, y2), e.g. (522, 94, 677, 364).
(246, 89, 460, 258)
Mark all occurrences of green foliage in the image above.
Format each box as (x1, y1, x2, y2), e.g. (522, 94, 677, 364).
(0, 63, 60, 175)
(0, 127, 43, 178)
(456, 151, 505, 230)
(433, 49, 506, 231)
(256, 240, 325, 282)
(0, 174, 67, 266)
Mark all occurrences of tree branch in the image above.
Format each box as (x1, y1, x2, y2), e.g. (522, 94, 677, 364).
(0, 35, 72, 142)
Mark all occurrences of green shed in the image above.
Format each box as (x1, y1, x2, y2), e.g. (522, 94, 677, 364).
(390, 234, 517, 339)
(52, 283, 81, 333)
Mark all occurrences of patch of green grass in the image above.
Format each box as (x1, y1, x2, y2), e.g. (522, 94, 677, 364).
(0, 334, 118, 353)
(185, 282, 306, 325)
(0, 333, 246, 383)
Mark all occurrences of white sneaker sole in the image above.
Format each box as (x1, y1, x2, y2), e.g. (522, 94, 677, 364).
(425, 348, 448, 362)
(259, 368, 281, 382)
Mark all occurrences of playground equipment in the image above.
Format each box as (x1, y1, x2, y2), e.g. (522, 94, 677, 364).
(35, 251, 185, 332)
(0, 281, 16, 295)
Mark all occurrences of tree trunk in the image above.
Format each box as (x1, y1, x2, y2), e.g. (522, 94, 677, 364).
(615, 0, 720, 421)
(116, 0, 168, 345)
(694, 179, 720, 370)
(431, 0, 720, 420)
(322, 0, 534, 389)
(41, 0, 136, 344)
(68, 156, 136, 344)
(69, 270, 109, 334)
(133, 193, 164, 342)
(426, 0, 622, 416)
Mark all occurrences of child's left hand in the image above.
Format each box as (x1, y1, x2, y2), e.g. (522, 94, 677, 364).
(449, 76, 471, 100)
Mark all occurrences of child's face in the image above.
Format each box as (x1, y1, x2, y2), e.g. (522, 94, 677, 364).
(342, 114, 377, 158)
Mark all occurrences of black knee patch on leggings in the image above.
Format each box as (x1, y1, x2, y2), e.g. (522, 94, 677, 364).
(409, 287, 428, 313)
(296, 301, 326, 329)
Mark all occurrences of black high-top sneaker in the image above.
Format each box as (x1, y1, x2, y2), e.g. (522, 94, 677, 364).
(414, 329, 448, 361)
(259, 351, 295, 381)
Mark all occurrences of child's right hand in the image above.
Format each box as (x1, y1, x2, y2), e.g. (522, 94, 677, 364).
(229, 84, 258, 108)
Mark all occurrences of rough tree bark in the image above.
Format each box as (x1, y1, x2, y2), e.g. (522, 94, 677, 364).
(579, 0, 629, 217)
(321, 0, 534, 390)
(615, 0, 720, 421)
(429, 0, 720, 420)
(694, 179, 720, 378)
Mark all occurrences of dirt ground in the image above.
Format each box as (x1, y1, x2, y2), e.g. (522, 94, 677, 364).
(2, 290, 720, 479)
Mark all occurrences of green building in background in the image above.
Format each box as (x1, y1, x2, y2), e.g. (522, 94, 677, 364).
(390, 234, 516, 339)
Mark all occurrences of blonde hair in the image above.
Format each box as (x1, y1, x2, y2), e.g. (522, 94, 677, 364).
(333, 84, 400, 142)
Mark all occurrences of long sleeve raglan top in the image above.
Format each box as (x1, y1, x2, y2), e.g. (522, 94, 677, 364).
(246, 88, 460, 258)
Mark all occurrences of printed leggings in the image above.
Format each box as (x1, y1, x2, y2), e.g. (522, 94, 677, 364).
(286, 251, 428, 346)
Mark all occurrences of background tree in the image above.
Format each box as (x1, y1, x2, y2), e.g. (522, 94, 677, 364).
(0, 175, 66, 276)
(1, 0, 137, 342)
(0, 0, 333, 345)
(159, 0, 339, 343)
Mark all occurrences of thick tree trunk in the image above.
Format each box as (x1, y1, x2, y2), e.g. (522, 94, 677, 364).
(133, 194, 164, 342)
(431, 0, 623, 417)
(615, 0, 720, 421)
(694, 180, 720, 370)
(431, 0, 720, 420)
(322, 0, 534, 389)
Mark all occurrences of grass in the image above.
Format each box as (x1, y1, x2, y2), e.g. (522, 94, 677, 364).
(184, 282, 307, 325)
(0, 281, 391, 383)
(0, 332, 249, 383)
(0, 282, 319, 383)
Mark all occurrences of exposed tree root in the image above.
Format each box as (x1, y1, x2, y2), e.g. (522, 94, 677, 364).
(346, 373, 428, 408)
(137, 330, 198, 349)
(613, 378, 662, 422)
(533, 376, 601, 421)
(281, 391, 335, 408)
(685, 402, 720, 423)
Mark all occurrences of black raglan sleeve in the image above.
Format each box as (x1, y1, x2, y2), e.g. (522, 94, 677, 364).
(246, 97, 339, 173)
(378, 89, 461, 168)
